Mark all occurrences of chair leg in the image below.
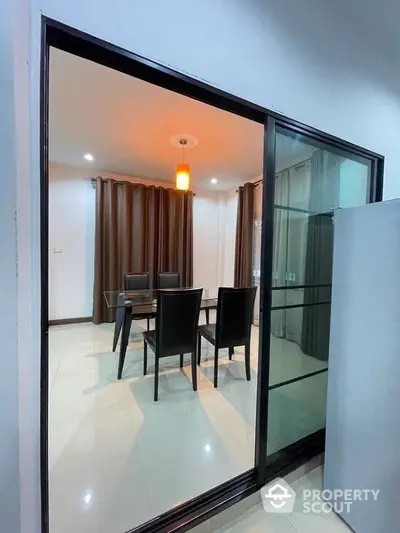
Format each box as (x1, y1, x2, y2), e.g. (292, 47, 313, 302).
(245, 343, 251, 381)
(113, 306, 124, 352)
(146, 317, 150, 331)
(143, 341, 148, 376)
(197, 334, 202, 365)
(229, 347, 233, 360)
(191, 352, 197, 391)
(180, 354, 184, 368)
(154, 355, 159, 402)
(213, 347, 219, 388)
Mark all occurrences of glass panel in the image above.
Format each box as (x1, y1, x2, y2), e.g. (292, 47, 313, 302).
(252, 183, 263, 326)
(267, 128, 372, 459)
(338, 159, 369, 209)
(268, 372, 328, 455)
(103, 289, 217, 308)
(271, 286, 331, 308)
(269, 305, 330, 387)
(272, 208, 335, 287)
(104, 289, 154, 308)
(274, 131, 371, 213)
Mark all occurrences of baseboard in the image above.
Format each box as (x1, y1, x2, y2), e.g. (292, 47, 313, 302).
(49, 316, 92, 326)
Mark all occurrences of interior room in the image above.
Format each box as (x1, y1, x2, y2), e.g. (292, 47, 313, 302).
(48, 48, 264, 533)
(47, 48, 370, 533)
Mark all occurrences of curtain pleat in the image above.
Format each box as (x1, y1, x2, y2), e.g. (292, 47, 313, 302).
(270, 170, 290, 338)
(301, 150, 340, 360)
(234, 182, 254, 287)
(93, 179, 193, 324)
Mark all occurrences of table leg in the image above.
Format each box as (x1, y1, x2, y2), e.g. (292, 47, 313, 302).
(205, 308, 210, 325)
(112, 306, 124, 352)
(117, 307, 132, 380)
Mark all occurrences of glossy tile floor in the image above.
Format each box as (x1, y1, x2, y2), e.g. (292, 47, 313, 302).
(217, 466, 352, 533)
(49, 314, 327, 533)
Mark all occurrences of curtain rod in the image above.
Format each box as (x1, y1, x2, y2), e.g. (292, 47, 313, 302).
(236, 156, 312, 192)
(90, 177, 196, 195)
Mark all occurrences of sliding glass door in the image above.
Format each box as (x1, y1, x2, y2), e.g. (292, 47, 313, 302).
(264, 124, 373, 460)
(40, 20, 385, 533)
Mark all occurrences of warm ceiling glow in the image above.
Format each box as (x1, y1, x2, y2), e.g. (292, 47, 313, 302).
(84, 153, 94, 161)
(210, 178, 218, 184)
(176, 163, 190, 191)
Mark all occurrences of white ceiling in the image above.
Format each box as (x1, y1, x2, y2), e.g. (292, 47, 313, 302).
(49, 48, 265, 191)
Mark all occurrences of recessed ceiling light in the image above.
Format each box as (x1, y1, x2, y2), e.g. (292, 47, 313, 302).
(84, 153, 94, 161)
(210, 178, 218, 184)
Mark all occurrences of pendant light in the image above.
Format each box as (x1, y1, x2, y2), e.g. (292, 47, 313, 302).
(176, 138, 190, 191)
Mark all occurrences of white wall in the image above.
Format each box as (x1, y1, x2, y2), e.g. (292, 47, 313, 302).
(217, 190, 239, 287)
(192, 194, 220, 297)
(49, 164, 95, 320)
(326, 200, 400, 532)
(9, 1, 400, 532)
(49, 163, 221, 320)
(32, 0, 400, 199)
(1, 2, 21, 531)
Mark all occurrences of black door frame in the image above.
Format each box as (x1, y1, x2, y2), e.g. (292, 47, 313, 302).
(40, 16, 384, 533)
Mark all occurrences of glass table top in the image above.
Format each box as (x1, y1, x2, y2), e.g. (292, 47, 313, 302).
(103, 289, 217, 309)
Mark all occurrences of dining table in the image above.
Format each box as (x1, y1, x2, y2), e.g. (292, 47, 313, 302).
(104, 288, 218, 379)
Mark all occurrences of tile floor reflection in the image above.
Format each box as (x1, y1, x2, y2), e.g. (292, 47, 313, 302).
(49, 315, 327, 533)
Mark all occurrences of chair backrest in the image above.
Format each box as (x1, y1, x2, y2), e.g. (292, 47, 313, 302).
(156, 289, 202, 357)
(157, 272, 180, 289)
(216, 286, 257, 348)
(124, 273, 150, 291)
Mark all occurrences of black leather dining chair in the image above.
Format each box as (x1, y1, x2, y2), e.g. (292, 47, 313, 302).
(197, 286, 257, 388)
(125, 272, 150, 291)
(156, 271, 212, 323)
(157, 272, 180, 289)
(143, 288, 202, 401)
(112, 272, 152, 352)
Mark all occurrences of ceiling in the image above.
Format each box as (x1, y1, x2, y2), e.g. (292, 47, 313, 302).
(49, 49, 265, 191)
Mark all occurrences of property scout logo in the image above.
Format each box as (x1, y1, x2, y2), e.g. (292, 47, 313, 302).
(261, 477, 380, 514)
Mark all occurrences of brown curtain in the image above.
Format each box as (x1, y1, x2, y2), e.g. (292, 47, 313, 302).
(301, 150, 340, 361)
(234, 182, 254, 287)
(93, 178, 193, 323)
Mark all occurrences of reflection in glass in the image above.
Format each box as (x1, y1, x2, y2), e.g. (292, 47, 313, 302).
(271, 286, 332, 308)
(252, 183, 263, 326)
(267, 129, 371, 458)
(269, 306, 329, 388)
(268, 372, 328, 455)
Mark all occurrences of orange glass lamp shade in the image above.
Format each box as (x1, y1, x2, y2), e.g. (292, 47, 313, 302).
(176, 163, 190, 191)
